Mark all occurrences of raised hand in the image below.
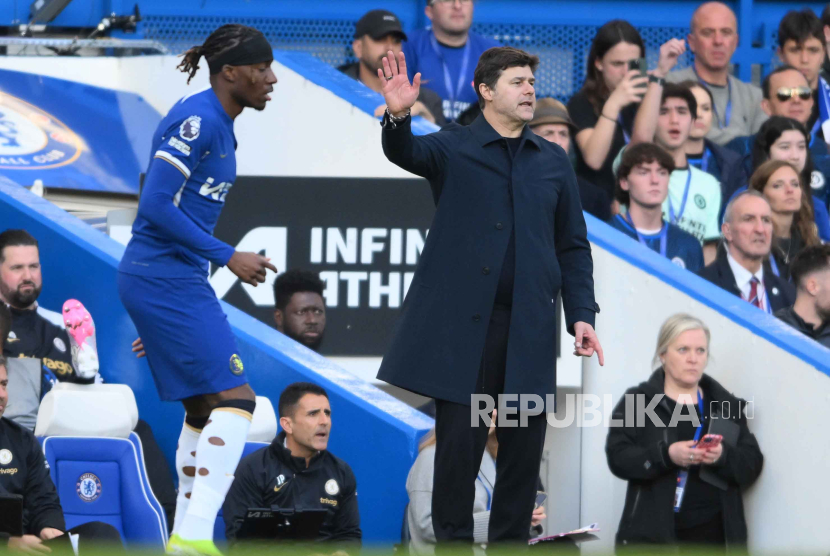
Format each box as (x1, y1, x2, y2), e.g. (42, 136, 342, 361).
(227, 252, 278, 287)
(378, 50, 421, 117)
(609, 70, 649, 111)
(655, 38, 686, 78)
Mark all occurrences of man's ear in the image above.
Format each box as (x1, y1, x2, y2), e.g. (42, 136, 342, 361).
(425, 4, 434, 22)
(722, 222, 732, 243)
(619, 177, 630, 193)
(220, 64, 238, 83)
(279, 416, 293, 435)
(352, 38, 363, 60)
(479, 82, 493, 103)
(274, 309, 284, 331)
(761, 98, 772, 117)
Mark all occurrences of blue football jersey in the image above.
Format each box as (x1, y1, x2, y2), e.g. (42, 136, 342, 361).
(120, 88, 237, 278)
(608, 214, 704, 272)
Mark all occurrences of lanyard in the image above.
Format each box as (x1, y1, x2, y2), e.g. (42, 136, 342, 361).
(429, 33, 472, 118)
(674, 390, 704, 513)
(619, 214, 667, 257)
(687, 148, 712, 173)
(694, 68, 731, 129)
(476, 474, 493, 511)
(811, 118, 820, 147)
(668, 170, 693, 225)
(769, 254, 780, 278)
(618, 114, 630, 144)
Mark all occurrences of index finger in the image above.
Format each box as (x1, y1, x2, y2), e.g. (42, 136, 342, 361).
(595, 341, 605, 366)
(263, 261, 278, 273)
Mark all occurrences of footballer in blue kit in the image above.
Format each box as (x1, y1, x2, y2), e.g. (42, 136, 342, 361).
(117, 24, 277, 555)
(612, 142, 705, 273)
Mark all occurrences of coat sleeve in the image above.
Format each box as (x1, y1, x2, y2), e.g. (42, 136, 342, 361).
(708, 410, 763, 488)
(23, 431, 65, 535)
(330, 464, 362, 548)
(605, 391, 677, 481)
(381, 117, 457, 198)
(553, 151, 598, 333)
(222, 457, 264, 544)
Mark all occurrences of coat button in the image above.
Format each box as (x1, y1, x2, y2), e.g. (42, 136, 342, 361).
(495, 222, 503, 230)
(482, 267, 490, 275)
(472, 314, 481, 322)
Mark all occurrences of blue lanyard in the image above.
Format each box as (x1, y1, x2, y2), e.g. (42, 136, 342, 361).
(618, 114, 630, 144)
(694, 68, 731, 129)
(674, 390, 704, 513)
(476, 475, 492, 511)
(619, 213, 667, 257)
(429, 33, 472, 118)
(769, 254, 780, 278)
(687, 148, 711, 173)
(668, 170, 693, 225)
(811, 118, 820, 147)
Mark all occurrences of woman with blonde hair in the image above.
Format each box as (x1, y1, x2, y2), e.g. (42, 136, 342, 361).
(405, 411, 546, 554)
(749, 159, 820, 280)
(606, 314, 763, 549)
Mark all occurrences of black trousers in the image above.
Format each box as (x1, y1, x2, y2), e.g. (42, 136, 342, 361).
(432, 306, 547, 548)
(44, 521, 126, 554)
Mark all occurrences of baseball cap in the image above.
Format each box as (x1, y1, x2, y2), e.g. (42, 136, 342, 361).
(354, 10, 408, 41)
(530, 98, 576, 131)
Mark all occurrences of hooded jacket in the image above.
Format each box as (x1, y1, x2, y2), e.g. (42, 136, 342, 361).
(606, 369, 763, 548)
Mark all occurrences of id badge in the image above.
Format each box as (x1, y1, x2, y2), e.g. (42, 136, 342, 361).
(674, 469, 689, 513)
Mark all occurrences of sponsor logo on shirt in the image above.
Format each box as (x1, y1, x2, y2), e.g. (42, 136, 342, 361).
(320, 497, 338, 507)
(0, 468, 18, 475)
(168, 136, 192, 156)
(179, 115, 202, 142)
(6, 331, 18, 343)
(43, 357, 73, 376)
(199, 177, 233, 202)
(77, 473, 102, 502)
(0, 92, 83, 170)
(273, 474, 288, 492)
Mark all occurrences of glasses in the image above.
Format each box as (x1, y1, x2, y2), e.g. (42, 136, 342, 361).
(776, 87, 812, 102)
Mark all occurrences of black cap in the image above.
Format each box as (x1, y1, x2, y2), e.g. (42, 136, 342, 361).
(354, 10, 407, 41)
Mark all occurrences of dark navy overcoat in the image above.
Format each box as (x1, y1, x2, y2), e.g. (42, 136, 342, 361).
(376, 114, 599, 406)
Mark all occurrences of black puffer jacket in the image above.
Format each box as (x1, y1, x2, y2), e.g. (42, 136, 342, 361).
(606, 369, 763, 549)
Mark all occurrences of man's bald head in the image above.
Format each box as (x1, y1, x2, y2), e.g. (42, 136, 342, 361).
(689, 2, 739, 73)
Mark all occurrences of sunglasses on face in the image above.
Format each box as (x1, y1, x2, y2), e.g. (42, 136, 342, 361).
(776, 87, 812, 102)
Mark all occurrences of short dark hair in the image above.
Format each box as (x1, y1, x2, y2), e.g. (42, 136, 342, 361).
(473, 46, 540, 109)
(822, 4, 830, 27)
(278, 382, 329, 418)
(661, 82, 697, 120)
(0, 303, 10, 351)
(273, 270, 325, 311)
(761, 64, 805, 99)
(778, 9, 825, 48)
(615, 143, 676, 205)
(790, 243, 830, 289)
(0, 229, 38, 263)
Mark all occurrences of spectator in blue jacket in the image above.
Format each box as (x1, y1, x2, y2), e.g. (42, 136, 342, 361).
(402, 0, 500, 122)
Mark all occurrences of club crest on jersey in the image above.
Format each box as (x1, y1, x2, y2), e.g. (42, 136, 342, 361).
(77, 473, 102, 502)
(811, 170, 825, 190)
(0, 449, 12, 465)
(671, 257, 686, 269)
(0, 92, 83, 170)
(180, 115, 202, 142)
(230, 354, 244, 375)
(325, 479, 340, 495)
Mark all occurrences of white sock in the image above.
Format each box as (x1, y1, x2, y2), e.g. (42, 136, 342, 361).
(177, 406, 252, 541)
(172, 421, 201, 536)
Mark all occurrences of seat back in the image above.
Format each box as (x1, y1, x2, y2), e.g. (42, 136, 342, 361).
(127, 431, 169, 538)
(37, 389, 166, 548)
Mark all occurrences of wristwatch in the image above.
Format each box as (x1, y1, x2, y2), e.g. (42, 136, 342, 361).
(381, 108, 411, 129)
(649, 74, 666, 87)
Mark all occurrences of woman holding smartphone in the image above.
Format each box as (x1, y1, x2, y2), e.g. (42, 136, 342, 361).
(606, 314, 763, 549)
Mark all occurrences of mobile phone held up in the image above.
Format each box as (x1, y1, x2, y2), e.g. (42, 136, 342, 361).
(697, 434, 723, 450)
(628, 58, 648, 97)
(535, 492, 548, 509)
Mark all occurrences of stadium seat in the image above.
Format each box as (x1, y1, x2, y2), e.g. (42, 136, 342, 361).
(214, 395, 278, 542)
(51, 383, 169, 538)
(36, 389, 168, 549)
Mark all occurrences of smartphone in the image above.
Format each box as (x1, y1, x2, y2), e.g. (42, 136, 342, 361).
(628, 57, 648, 79)
(697, 434, 723, 450)
(535, 492, 548, 509)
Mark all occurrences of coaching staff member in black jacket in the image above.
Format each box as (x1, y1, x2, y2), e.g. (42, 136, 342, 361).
(375, 47, 604, 547)
(223, 383, 360, 549)
(0, 358, 122, 552)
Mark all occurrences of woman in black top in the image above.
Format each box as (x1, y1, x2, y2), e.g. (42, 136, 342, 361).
(606, 313, 763, 549)
(749, 159, 820, 280)
(568, 20, 648, 200)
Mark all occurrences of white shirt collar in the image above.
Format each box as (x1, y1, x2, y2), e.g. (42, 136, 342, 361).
(726, 249, 766, 307)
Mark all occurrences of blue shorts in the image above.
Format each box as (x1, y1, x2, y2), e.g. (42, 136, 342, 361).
(117, 272, 248, 401)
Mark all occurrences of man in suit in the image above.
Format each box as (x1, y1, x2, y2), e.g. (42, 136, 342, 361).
(698, 190, 795, 312)
(375, 46, 603, 548)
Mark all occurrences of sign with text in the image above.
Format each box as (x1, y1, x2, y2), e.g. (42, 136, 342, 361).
(211, 176, 435, 356)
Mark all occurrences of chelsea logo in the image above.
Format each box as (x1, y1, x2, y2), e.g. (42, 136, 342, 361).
(694, 194, 706, 209)
(325, 479, 340, 496)
(0, 92, 82, 170)
(0, 449, 12, 465)
(77, 473, 102, 502)
(230, 354, 244, 375)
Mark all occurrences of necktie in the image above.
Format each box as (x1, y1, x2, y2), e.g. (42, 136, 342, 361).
(748, 277, 762, 309)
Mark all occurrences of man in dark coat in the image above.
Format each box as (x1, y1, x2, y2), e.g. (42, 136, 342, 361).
(375, 46, 603, 547)
(698, 191, 795, 313)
